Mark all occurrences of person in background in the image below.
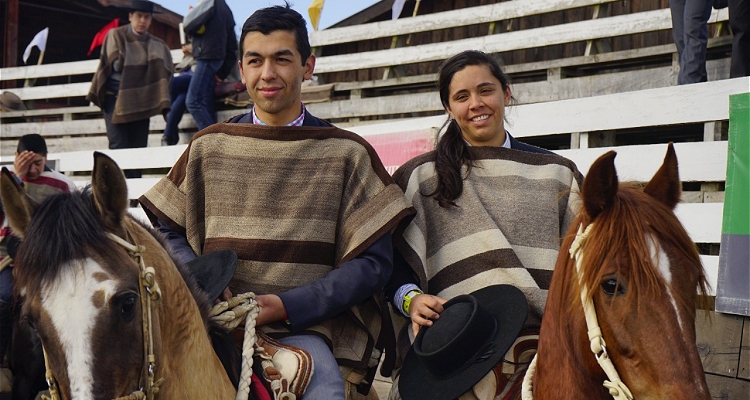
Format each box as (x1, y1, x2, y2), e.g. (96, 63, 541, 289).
(728, 0, 749, 77)
(87, 0, 172, 177)
(0, 134, 76, 367)
(185, 0, 237, 131)
(162, 43, 195, 146)
(140, 4, 413, 399)
(384, 50, 582, 399)
(670, 0, 713, 84)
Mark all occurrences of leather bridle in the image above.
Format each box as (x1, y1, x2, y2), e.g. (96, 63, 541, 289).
(41, 230, 164, 400)
(522, 222, 634, 400)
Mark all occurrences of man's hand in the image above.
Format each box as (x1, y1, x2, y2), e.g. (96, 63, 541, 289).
(409, 294, 447, 337)
(255, 294, 288, 326)
(217, 287, 233, 303)
(181, 44, 192, 56)
(13, 151, 36, 180)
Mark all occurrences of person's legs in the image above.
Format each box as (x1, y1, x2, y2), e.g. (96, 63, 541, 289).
(103, 95, 129, 150)
(122, 118, 150, 178)
(277, 335, 346, 400)
(186, 59, 223, 130)
(164, 73, 192, 145)
(729, 0, 750, 77)
(670, 0, 687, 61)
(678, 0, 713, 84)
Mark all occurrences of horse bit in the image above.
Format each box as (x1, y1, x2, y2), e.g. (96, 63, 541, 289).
(521, 223, 635, 400)
(41, 231, 164, 400)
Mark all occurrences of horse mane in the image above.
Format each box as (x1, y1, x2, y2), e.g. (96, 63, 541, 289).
(554, 183, 708, 317)
(13, 188, 241, 386)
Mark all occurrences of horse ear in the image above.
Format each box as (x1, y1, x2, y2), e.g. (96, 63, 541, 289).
(91, 152, 129, 230)
(0, 168, 34, 238)
(644, 142, 681, 210)
(582, 151, 618, 219)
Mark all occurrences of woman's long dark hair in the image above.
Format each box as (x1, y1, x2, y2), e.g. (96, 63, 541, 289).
(427, 50, 514, 208)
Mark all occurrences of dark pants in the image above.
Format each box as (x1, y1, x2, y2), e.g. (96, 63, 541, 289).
(729, 0, 750, 77)
(163, 71, 193, 145)
(670, 0, 713, 84)
(186, 59, 223, 130)
(102, 94, 150, 178)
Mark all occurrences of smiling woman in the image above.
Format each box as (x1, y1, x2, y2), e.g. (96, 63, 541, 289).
(444, 64, 511, 147)
(383, 50, 584, 399)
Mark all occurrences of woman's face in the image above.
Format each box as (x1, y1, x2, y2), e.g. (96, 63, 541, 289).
(445, 64, 511, 147)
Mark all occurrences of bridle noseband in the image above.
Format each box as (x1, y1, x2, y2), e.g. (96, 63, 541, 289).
(42, 229, 164, 400)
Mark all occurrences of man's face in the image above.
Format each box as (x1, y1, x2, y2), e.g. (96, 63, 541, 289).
(239, 30, 315, 126)
(25, 153, 46, 181)
(129, 11, 152, 34)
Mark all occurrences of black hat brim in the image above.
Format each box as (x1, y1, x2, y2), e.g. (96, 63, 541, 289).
(185, 249, 237, 302)
(399, 284, 528, 400)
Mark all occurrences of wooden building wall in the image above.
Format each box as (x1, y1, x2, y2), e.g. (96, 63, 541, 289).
(0, 0, 180, 70)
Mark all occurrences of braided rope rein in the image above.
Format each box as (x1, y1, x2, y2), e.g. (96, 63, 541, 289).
(209, 292, 300, 400)
(209, 292, 259, 400)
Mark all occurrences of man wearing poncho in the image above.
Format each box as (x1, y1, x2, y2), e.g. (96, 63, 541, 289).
(87, 0, 172, 178)
(140, 5, 413, 399)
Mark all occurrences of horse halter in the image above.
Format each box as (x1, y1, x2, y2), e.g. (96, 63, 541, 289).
(568, 223, 634, 400)
(521, 223, 635, 400)
(41, 230, 164, 400)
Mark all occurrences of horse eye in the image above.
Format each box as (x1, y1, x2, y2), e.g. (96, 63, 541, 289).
(118, 294, 138, 322)
(21, 315, 37, 331)
(601, 279, 625, 296)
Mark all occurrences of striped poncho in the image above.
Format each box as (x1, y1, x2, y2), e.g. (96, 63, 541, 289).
(393, 146, 582, 326)
(87, 25, 172, 124)
(140, 123, 413, 371)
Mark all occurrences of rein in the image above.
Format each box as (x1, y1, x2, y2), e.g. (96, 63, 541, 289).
(521, 223, 634, 400)
(41, 231, 165, 400)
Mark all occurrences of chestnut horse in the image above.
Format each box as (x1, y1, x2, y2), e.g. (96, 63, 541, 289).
(528, 144, 711, 399)
(0, 153, 237, 399)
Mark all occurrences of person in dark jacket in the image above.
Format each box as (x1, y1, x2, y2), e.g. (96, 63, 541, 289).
(139, 5, 413, 399)
(383, 50, 582, 399)
(185, 0, 237, 130)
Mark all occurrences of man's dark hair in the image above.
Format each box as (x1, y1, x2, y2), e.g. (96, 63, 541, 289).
(239, 2, 311, 65)
(17, 134, 48, 156)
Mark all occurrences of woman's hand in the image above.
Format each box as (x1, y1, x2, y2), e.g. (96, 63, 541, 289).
(409, 294, 447, 337)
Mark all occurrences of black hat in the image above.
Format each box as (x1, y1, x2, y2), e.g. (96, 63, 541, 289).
(120, 0, 161, 13)
(399, 285, 528, 400)
(185, 249, 237, 302)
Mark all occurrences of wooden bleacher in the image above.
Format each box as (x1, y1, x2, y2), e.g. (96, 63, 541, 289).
(0, 0, 733, 155)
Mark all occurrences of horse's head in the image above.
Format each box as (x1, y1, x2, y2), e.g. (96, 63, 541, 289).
(538, 144, 710, 400)
(0, 153, 234, 400)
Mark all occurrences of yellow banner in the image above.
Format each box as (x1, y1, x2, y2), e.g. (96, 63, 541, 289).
(308, 0, 325, 31)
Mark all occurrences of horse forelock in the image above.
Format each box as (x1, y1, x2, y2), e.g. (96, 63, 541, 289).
(14, 190, 213, 322)
(576, 185, 706, 312)
(13, 191, 116, 300)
